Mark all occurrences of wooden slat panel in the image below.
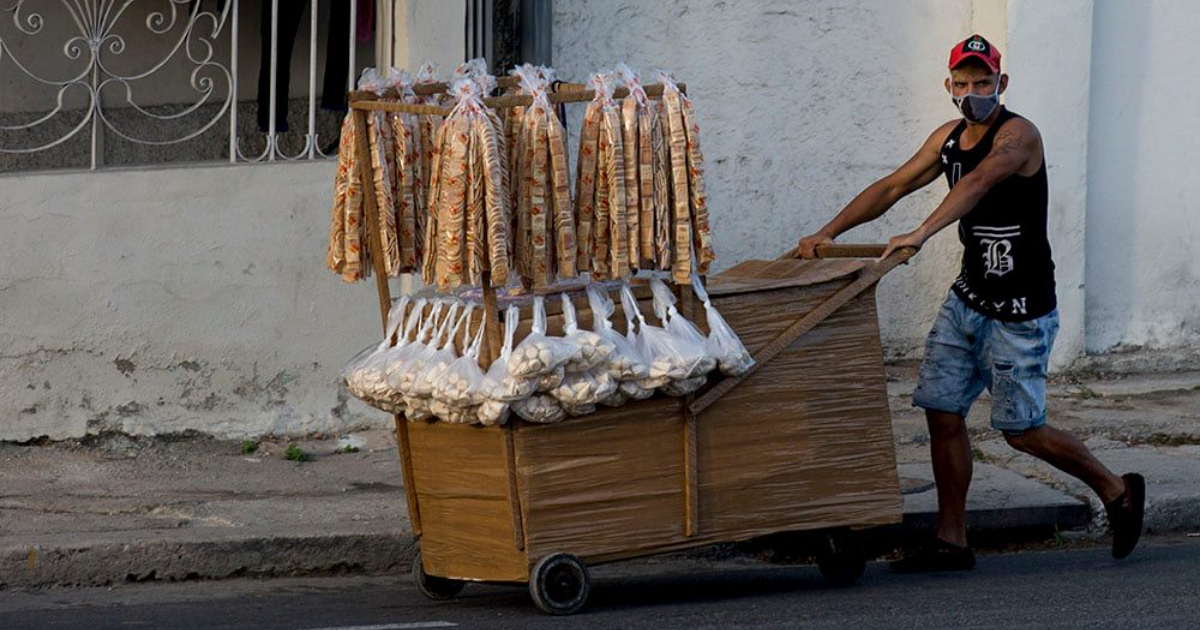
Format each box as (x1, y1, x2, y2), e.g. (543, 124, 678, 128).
(695, 288, 902, 538)
(408, 422, 528, 581)
(515, 397, 687, 562)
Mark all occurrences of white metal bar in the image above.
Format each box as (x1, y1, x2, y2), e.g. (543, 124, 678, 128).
(89, 62, 100, 170)
(268, 0, 279, 161)
(307, 0, 317, 159)
(348, 0, 357, 93)
(230, 0, 240, 163)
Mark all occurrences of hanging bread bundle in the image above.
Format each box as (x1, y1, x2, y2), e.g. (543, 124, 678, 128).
(574, 72, 632, 282)
(421, 77, 512, 290)
(380, 69, 424, 272)
(510, 64, 578, 290)
(328, 70, 401, 283)
(327, 109, 364, 282)
(617, 64, 675, 275)
(412, 62, 443, 255)
(655, 70, 716, 283)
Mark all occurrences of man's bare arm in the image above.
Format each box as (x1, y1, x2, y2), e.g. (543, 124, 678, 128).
(880, 118, 1041, 259)
(797, 121, 955, 257)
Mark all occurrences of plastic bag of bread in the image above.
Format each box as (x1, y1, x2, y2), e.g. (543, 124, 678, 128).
(551, 366, 617, 408)
(562, 402, 596, 417)
(342, 295, 409, 406)
(691, 273, 755, 376)
(486, 304, 537, 402)
(618, 282, 670, 389)
(433, 314, 490, 411)
(512, 392, 565, 424)
(535, 365, 566, 393)
(591, 284, 650, 381)
(619, 378, 655, 400)
(413, 304, 475, 399)
(367, 297, 430, 412)
(661, 374, 708, 397)
(399, 302, 463, 419)
(650, 277, 716, 378)
(560, 293, 613, 372)
(508, 296, 580, 378)
(477, 398, 510, 426)
(598, 388, 630, 407)
(386, 300, 446, 395)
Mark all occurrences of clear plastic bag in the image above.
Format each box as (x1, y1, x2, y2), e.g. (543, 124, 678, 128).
(413, 303, 475, 399)
(598, 388, 630, 407)
(619, 379, 656, 400)
(508, 296, 581, 378)
(341, 295, 409, 405)
(651, 277, 717, 379)
(485, 304, 537, 403)
(590, 285, 650, 381)
(369, 297, 430, 411)
(626, 280, 709, 387)
(433, 313, 490, 412)
(691, 273, 755, 376)
(536, 365, 566, 393)
(561, 294, 613, 372)
(512, 393, 565, 424)
(619, 283, 671, 389)
(477, 398, 511, 426)
(551, 366, 617, 407)
(562, 402, 596, 417)
(400, 302, 462, 419)
(661, 375, 708, 397)
(387, 300, 447, 395)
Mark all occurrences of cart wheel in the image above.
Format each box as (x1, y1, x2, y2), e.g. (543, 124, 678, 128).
(412, 552, 465, 600)
(528, 553, 590, 615)
(816, 531, 866, 587)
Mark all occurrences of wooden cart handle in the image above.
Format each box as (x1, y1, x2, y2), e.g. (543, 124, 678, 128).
(778, 243, 894, 260)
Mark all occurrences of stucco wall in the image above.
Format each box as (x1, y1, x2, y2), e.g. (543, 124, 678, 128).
(1004, 0, 1093, 370)
(0, 162, 388, 441)
(552, 0, 991, 358)
(1085, 0, 1200, 355)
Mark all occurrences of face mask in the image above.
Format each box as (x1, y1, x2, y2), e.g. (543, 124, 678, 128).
(952, 77, 1001, 123)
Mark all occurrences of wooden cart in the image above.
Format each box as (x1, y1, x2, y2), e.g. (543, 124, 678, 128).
(345, 86, 913, 615)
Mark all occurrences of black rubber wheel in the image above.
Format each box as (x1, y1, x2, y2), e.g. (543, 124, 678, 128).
(528, 553, 590, 615)
(412, 552, 465, 600)
(816, 531, 867, 587)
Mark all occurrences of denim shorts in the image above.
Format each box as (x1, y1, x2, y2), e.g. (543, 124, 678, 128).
(913, 290, 1059, 434)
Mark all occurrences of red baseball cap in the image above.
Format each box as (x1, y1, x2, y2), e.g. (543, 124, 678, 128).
(949, 34, 1001, 73)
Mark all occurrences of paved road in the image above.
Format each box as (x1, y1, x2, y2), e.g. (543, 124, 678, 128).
(3, 539, 1198, 630)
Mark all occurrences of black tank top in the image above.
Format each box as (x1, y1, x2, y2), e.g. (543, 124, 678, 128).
(941, 107, 1056, 322)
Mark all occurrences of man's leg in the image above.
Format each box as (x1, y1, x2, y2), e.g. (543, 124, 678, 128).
(1003, 426, 1124, 504)
(893, 292, 985, 573)
(928, 410, 972, 547)
(987, 311, 1145, 559)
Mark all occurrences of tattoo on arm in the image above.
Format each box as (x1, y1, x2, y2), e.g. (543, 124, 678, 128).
(992, 129, 1023, 157)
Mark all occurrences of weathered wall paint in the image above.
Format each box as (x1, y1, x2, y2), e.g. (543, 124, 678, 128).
(0, 162, 388, 441)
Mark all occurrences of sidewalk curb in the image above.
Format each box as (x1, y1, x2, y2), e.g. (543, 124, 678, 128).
(1, 531, 417, 589)
(0, 500, 1099, 589)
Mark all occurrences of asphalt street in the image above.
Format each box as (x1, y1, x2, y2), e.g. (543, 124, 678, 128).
(2, 538, 1198, 630)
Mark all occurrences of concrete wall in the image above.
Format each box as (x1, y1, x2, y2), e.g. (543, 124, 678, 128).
(1004, 0, 1093, 369)
(0, 0, 465, 442)
(0, 162, 390, 442)
(1085, 0, 1200, 356)
(552, 0, 988, 359)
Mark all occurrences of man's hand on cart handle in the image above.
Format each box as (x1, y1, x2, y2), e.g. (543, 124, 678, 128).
(796, 232, 835, 259)
(879, 229, 926, 262)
